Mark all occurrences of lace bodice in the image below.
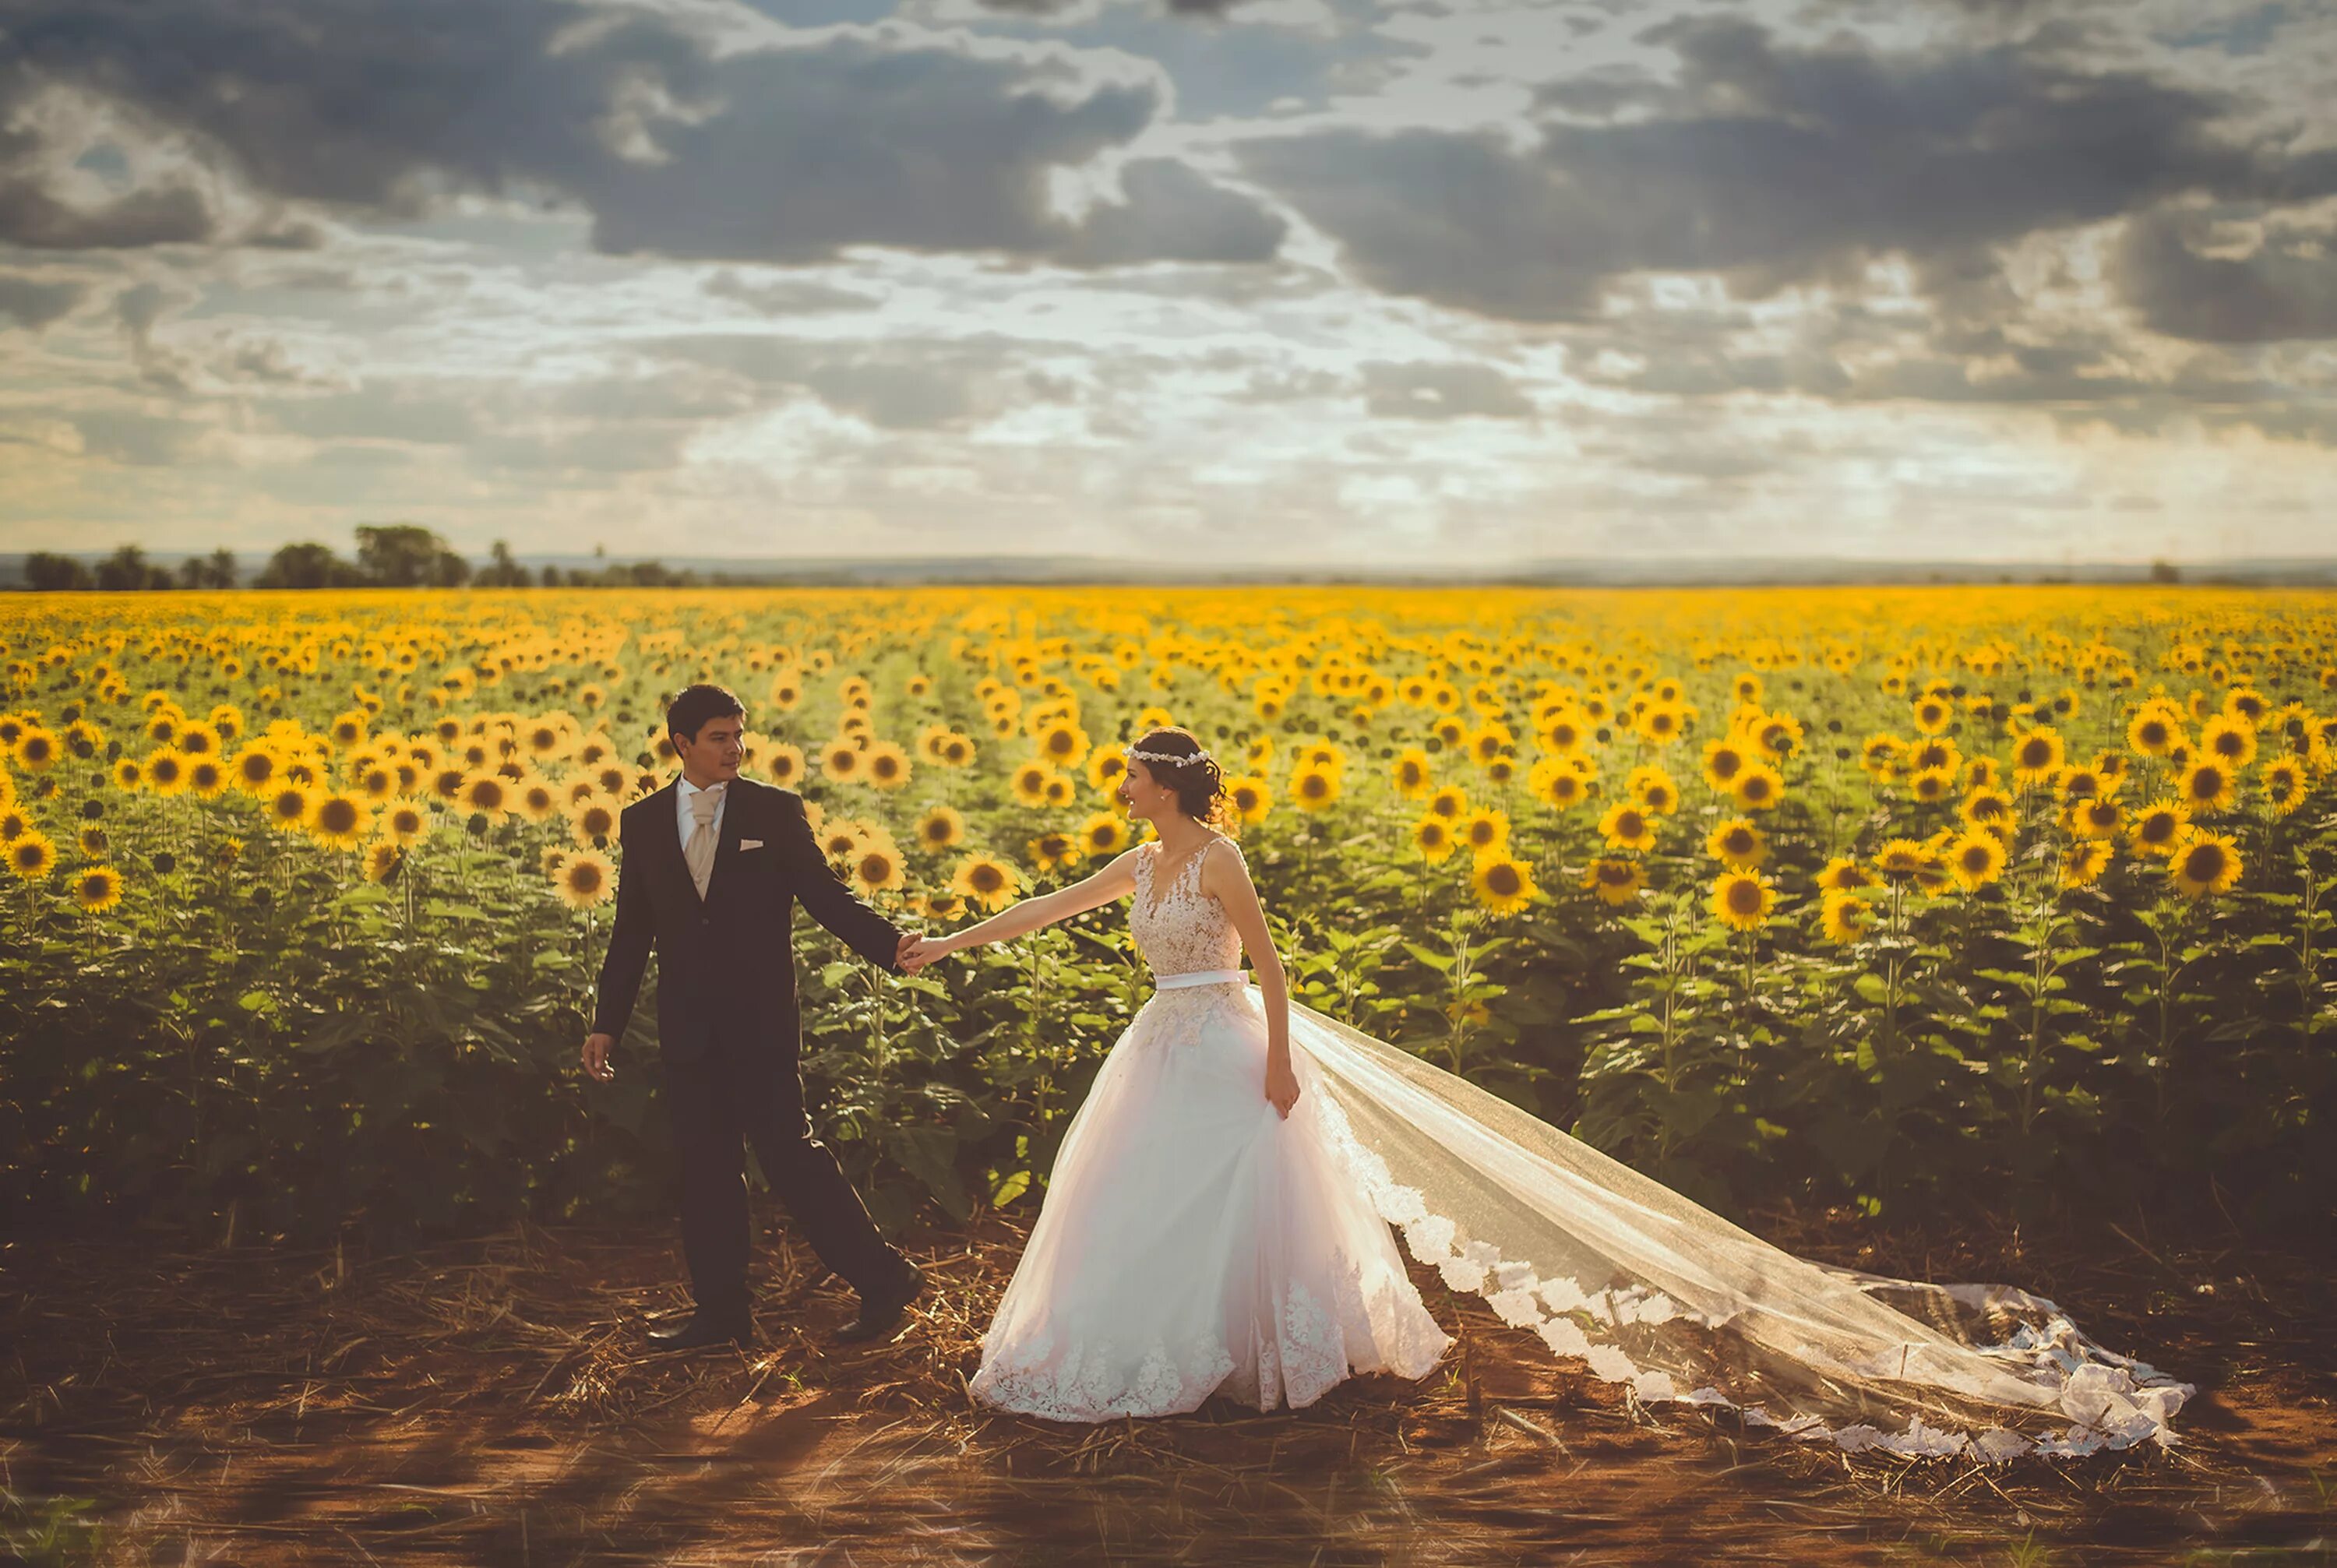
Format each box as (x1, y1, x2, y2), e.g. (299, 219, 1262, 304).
(1130, 837, 1245, 979)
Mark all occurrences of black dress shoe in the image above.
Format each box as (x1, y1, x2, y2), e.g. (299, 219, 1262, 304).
(646, 1310, 753, 1350)
(834, 1263, 925, 1344)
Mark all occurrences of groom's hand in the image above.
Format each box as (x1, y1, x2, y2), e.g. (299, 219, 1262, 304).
(582, 1031, 615, 1082)
(895, 930, 927, 973)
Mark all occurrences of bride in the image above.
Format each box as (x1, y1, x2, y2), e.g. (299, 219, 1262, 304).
(903, 728, 2194, 1460)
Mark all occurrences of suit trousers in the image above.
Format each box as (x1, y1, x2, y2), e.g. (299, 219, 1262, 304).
(662, 1035, 909, 1318)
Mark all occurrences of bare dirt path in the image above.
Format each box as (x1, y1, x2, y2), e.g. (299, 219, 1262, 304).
(4, 1205, 2330, 1565)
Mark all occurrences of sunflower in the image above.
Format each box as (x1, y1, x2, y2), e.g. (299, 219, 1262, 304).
(2057, 838, 2112, 890)
(1388, 748, 1434, 799)
(1731, 761, 1785, 812)
(1815, 856, 1873, 893)
(1034, 721, 1090, 770)
(2054, 764, 2108, 802)
(514, 773, 562, 823)
(1581, 856, 1645, 907)
(1290, 764, 1341, 812)
(2068, 797, 2124, 840)
(1706, 817, 1767, 871)
(1907, 766, 1957, 805)
(1860, 734, 1905, 780)
(265, 784, 318, 833)
(1945, 831, 2007, 892)
(864, 741, 913, 790)
(457, 771, 511, 821)
(919, 889, 967, 921)
(1471, 854, 1538, 915)
(1711, 869, 1775, 932)
(1701, 739, 1749, 791)
(854, 843, 908, 894)
(1041, 773, 1076, 808)
(1598, 802, 1657, 852)
(308, 791, 373, 850)
(1960, 786, 2014, 831)
(112, 757, 143, 791)
(72, 862, 122, 913)
(78, 825, 106, 857)
(2126, 707, 2181, 757)
(383, 798, 435, 847)
(756, 742, 805, 788)
(1410, 812, 1459, 864)
(2198, 715, 2258, 769)
(7, 830, 56, 879)
(569, 795, 619, 847)
(10, 727, 59, 772)
(363, 842, 404, 885)
(1010, 761, 1052, 807)
(950, 854, 1020, 912)
(1079, 812, 1132, 857)
(820, 738, 866, 785)
(1458, 808, 1509, 855)
(2261, 757, 2307, 816)
(2177, 760, 2236, 814)
(1634, 703, 1687, 747)
(1627, 765, 1679, 816)
(1911, 695, 1954, 735)
(557, 849, 617, 909)
(2010, 727, 2065, 783)
(144, 746, 189, 797)
(916, 805, 966, 853)
(1907, 738, 1962, 777)
(1818, 890, 1872, 944)
(2168, 830, 2242, 899)
(2128, 800, 2190, 858)
(1873, 838, 1936, 881)
(1223, 774, 1271, 823)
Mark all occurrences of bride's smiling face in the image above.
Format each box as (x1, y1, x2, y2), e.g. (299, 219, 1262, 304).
(1117, 758, 1183, 823)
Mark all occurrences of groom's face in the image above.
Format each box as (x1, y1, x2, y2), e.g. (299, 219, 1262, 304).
(676, 714, 745, 784)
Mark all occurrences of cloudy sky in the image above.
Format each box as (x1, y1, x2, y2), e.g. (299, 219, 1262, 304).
(1, 0, 2332, 567)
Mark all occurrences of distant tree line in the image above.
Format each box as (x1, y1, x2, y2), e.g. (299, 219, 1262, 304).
(16, 526, 693, 589)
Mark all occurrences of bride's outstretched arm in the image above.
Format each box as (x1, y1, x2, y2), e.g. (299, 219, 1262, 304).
(931, 847, 1141, 956)
(1200, 840, 1299, 1117)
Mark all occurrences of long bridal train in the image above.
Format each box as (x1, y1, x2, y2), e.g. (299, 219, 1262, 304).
(1285, 988, 2191, 1462)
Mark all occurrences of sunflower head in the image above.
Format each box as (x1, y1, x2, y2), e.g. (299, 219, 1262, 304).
(558, 849, 616, 909)
(2169, 830, 2242, 899)
(73, 863, 122, 912)
(1710, 870, 1775, 932)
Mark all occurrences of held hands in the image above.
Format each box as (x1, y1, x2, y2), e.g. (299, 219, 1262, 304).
(897, 930, 951, 974)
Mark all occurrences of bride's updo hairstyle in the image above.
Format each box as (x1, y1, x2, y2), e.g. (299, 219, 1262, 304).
(1130, 727, 1235, 834)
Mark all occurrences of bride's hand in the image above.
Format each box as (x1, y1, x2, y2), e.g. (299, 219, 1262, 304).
(1264, 1057, 1300, 1119)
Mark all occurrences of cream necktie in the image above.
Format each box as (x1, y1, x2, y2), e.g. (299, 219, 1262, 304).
(685, 784, 724, 899)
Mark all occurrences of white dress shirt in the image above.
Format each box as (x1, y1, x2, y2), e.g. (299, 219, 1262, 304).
(676, 774, 729, 853)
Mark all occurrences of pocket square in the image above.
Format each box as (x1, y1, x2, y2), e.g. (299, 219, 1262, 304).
(739, 838, 765, 850)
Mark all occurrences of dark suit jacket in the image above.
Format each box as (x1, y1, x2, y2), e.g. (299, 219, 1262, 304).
(591, 777, 908, 1062)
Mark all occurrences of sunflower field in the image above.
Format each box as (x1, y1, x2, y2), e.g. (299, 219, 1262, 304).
(3, 586, 2332, 1246)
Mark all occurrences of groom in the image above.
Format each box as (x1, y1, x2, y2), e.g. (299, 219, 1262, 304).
(583, 683, 930, 1349)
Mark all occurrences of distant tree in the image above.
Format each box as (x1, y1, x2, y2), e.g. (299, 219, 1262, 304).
(258, 541, 361, 589)
(539, 564, 563, 587)
(174, 548, 238, 589)
(2149, 559, 2182, 583)
(474, 540, 532, 588)
(24, 551, 92, 590)
(355, 523, 465, 587)
(94, 544, 171, 591)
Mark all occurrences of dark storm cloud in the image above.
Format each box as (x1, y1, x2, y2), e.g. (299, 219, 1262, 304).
(0, 0, 1283, 269)
(1238, 16, 2337, 322)
(2117, 208, 2337, 343)
(0, 272, 84, 328)
(1358, 360, 1535, 419)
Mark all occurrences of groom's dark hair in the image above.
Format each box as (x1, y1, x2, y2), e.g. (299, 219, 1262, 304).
(667, 684, 747, 745)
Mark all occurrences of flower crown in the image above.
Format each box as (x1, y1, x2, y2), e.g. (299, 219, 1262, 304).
(1125, 742, 1217, 768)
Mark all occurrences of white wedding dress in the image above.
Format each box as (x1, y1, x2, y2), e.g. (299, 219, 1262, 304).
(969, 837, 2194, 1461)
(968, 837, 1453, 1419)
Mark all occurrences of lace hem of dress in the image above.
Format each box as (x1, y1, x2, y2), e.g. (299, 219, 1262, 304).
(1307, 1087, 2187, 1463)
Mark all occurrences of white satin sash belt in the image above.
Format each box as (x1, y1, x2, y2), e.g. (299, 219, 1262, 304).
(1153, 967, 1246, 990)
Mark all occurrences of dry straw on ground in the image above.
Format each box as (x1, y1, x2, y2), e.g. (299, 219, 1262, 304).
(3, 1205, 2330, 1564)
